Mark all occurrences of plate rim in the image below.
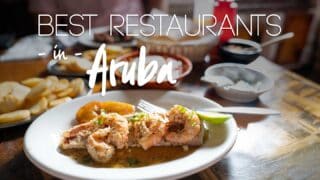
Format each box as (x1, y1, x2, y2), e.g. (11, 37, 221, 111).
(24, 90, 238, 180)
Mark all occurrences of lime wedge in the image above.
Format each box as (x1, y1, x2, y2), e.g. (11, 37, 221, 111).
(196, 111, 231, 124)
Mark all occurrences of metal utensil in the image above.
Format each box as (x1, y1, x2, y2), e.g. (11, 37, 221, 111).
(137, 99, 280, 115)
(245, 32, 294, 52)
(260, 32, 294, 48)
(201, 107, 280, 115)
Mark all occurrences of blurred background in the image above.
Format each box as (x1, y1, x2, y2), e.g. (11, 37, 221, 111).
(0, 0, 319, 82)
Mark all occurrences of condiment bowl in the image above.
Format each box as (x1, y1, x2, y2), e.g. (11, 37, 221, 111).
(219, 38, 262, 64)
(201, 63, 274, 103)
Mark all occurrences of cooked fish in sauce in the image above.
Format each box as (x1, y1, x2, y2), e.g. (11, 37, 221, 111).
(60, 102, 206, 167)
(61, 146, 197, 168)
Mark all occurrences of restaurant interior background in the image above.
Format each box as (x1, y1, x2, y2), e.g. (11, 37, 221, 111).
(1, 0, 320, 179)
(0, 0, 319, 82)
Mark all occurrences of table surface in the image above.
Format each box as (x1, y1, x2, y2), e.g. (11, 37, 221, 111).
(1, 54, 320, 180)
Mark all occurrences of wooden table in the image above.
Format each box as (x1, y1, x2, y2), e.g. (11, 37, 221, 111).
(1, 56, 320, 180)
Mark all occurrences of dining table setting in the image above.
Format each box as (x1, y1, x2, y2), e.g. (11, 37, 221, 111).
(0, 0, 319, 179)
(1, 33, 320, 179)
(0, 2, 320, 177)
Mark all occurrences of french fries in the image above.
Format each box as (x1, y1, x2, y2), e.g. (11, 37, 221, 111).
(21, 77, 44, 88)
(30, 97, 48, 115)
(69, 78, 85, 98)
(46, 94, 57, 101)
(0, 76, 86, 124)
(25, 80, 52, 102)
(53, 79, 69, 93)
(57, 87, 73, 98)
(0, 82, 30, 114)
(0, 110, 31, 123)
(49, 97, 72, 108)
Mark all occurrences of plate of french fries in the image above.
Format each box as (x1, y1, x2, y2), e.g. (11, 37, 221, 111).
(0, 76, 87, 128)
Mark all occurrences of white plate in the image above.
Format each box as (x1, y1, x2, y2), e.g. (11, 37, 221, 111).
(24, 90, 238, 180)
(78, 26, 135, 48)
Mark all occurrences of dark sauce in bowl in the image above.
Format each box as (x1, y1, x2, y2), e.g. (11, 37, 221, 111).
(219, 38, 262, 64)
(223, 44, 259, 55)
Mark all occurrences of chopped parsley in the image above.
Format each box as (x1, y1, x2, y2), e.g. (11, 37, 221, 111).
(176, 105, 187, 113)
(191, 121, 197, 127)
(127, 157, 139, 166)
(129, 112, 147, 121)
(81, 155, 92, 164)
(188, 111, 197, 127)
(96, 117, 103, 125)
(188, 110, 196, 119)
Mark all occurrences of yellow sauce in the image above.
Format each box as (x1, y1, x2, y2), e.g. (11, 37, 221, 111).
(60, 146, 198, 168)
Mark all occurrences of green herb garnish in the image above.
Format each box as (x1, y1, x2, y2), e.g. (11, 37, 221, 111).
(127, 157, 139, 166)
(188, 110, 196, 120)
(188, 110, 197, 127)
(129, 112, 147, 121)
(81, 155, 92, 164)
(176, 105, 187, 113)
(191, 121, 197, 127)
(96, 117, 103, 125)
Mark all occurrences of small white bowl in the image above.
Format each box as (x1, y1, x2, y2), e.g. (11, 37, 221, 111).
(201, 63, 274, 103)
